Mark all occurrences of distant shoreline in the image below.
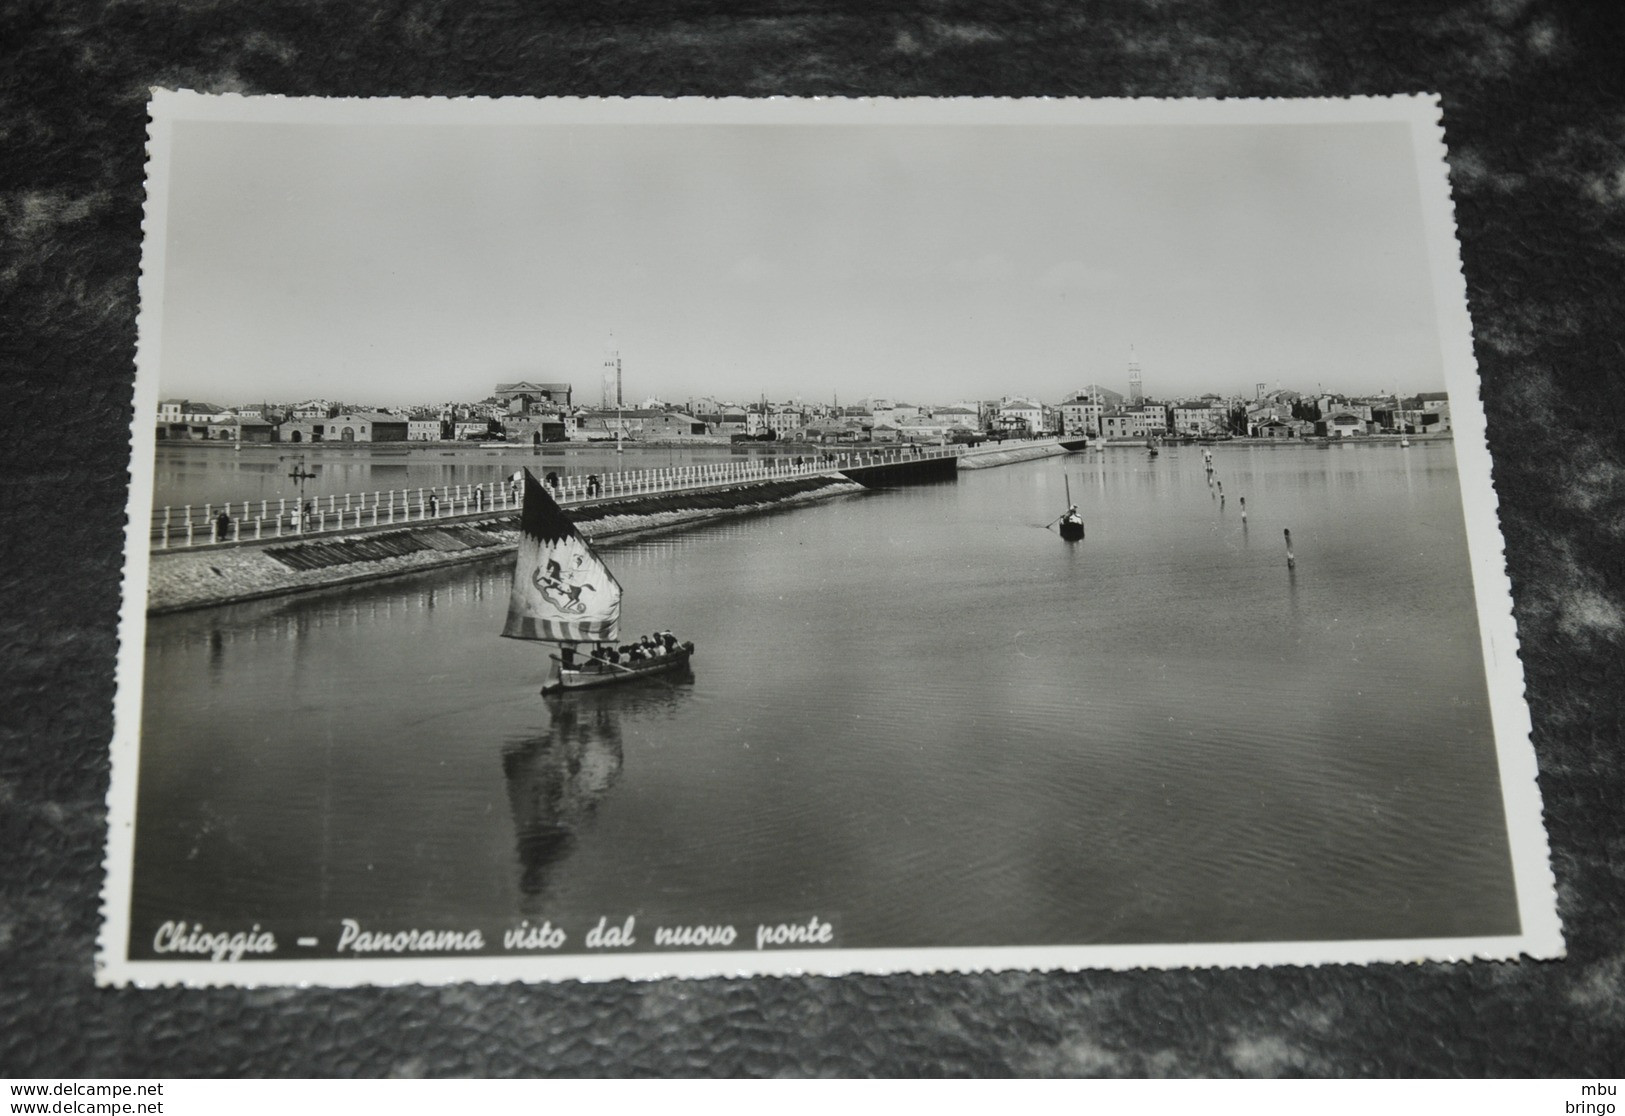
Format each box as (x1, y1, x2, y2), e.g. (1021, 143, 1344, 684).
(154, 431, 1454, 453)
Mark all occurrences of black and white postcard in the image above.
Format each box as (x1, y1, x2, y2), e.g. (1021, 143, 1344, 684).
(102, 93, 1561, 985)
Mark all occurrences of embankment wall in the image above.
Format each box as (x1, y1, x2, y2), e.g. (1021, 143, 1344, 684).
(146, 475, 863, 615)
(956, 439, 1075, 470)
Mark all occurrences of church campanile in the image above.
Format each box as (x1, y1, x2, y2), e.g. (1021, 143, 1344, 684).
(601, 338, 622, 410)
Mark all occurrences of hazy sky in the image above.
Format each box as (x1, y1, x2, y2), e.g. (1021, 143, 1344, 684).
(157, 114, 1447, 407)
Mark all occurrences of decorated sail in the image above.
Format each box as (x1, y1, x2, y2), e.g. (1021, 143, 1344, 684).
(502, 469, 622, 643)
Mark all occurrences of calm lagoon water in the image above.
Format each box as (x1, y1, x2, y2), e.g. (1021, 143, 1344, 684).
(132, 441, 1519, 956)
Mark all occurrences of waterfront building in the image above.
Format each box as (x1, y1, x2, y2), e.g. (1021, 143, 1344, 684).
(279, 411, 409, 443)
(644, 412, 711, 439)
(161, 400, 230, 424)
(232, 417, 275, 443)
(570, 407, 670, 441)
(1098, 405, 1166, 438)
(155, 399, 234, 440)
(407, 419, 441, 441)
(694, 409, 750, 436)
(1100, 409, 1145, 438)
(1056, 393, 1104, 437)
(495, 381, 572, 412)
(895, 415, 954, 442)
(746, 406, 805, 438)
(503, 416, 569, 443)
(803, 418, 867, 444)
(1382, 393, 1450, 436)
(1170, 402, 1223, 436)
(932, 405, 980, 432)
(997, 398, 1044, 436)
(1328, 412, 1368, 437)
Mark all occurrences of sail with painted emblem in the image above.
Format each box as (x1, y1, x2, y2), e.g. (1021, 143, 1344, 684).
(502, 468, 622, 643)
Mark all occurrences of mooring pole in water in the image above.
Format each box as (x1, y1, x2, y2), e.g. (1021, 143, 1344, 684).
(1240, 496, 1247, 521)
(1284, 528, 1296, 569)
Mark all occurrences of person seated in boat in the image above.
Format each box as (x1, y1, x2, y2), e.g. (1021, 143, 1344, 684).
(626, 643, 645, 663)
(660, 630, 677, 651)
(559, 642, 578, 669)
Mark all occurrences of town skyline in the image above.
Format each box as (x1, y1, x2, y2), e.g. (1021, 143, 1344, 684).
(161, 368, 1443, 417)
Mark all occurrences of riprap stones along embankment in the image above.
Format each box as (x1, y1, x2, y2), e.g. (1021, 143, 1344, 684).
(145, 474, 864, 615)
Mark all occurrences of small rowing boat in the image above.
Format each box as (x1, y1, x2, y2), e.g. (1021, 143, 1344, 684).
(551, 642, 696, 691)
(1056, 474, 1085, 541)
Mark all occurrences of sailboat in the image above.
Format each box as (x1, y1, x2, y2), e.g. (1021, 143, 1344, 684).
(1057, 475, 1085, 541)
(502, 468, 693, 693)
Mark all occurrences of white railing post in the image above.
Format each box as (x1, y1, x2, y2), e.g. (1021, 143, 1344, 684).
(160, 525, 169, 549)
(255, 517, 262, 540)
(232, 519, 241, 542)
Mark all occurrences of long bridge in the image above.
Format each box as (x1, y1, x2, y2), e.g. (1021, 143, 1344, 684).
(148, 444, 970, 550)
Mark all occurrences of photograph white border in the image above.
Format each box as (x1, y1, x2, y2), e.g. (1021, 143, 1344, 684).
(99, 92, 1562, 987)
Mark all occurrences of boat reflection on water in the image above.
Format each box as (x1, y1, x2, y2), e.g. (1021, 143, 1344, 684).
(500, 676, 692, 911)
(503, 695, 623, 907)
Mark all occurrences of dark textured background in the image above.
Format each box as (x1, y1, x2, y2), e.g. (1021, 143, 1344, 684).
(2, 0, 1622, 1077)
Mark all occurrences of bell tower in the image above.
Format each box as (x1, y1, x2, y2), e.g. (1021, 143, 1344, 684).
(601, 338, 622, 410)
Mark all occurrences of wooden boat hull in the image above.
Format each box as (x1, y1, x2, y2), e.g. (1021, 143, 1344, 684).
(545, 644, 695, 692)
(1058, 520, 1085, 541)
